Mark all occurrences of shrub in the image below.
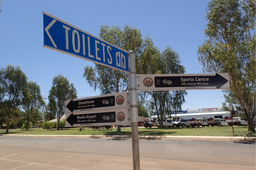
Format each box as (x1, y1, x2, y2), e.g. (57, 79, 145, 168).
(1, 124, 7, 128)
(79, 126, 85, 131)
(42, 121, 54, 130)
(21, 121, 33, 130)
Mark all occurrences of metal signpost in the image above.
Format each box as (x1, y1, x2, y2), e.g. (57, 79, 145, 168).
(128, 51, 140, 169)
(43, 12, 140, 170)
(43, 12, 230, 170)
(136, 73, 229, 91)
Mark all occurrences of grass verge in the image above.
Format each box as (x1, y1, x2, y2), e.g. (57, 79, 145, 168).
(0, 126, 255, 137)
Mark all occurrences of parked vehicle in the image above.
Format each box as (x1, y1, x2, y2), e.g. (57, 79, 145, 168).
(173, 119, 189, 127)
(187, 118, 204, 127)
(138, 121, 144, 126)
(156, 119, 173, 127)
(208, 118, 228, 126)
(224, 117, 247, 126)
(196, 118, 208, 127)
(144, 121, 154, 128)
(182, 118, 208, 127)
(233, 117, 247, 125)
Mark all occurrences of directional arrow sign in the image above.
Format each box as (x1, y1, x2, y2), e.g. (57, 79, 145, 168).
(43, 12, 129, 73)
(65, 108, 130, 127)
(66, 112, 115, 126)
(136, 73, 229, 91)
(65, 92, 129, 113)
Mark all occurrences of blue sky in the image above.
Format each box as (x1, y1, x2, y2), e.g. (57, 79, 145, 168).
(0, 0, 227, 111)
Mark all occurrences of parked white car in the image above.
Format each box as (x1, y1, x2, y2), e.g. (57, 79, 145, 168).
(233, 117, 247, 125)
(173, 119, 189, 127)
(156, 119, 173, 127)
(226, 117, 247, 126)
(208, 118, 228, 126)
(196, 118, 208, 126)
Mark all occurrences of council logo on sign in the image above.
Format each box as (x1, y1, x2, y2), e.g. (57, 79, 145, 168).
(143, 77, 153, 87)
(117, 112, 125, 122)
(116, 95, 124, 105)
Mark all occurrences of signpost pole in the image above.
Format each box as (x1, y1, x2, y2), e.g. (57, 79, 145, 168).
(129, 50, 140, 170)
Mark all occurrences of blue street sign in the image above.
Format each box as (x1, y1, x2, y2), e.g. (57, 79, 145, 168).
(43, 12, 129, 73)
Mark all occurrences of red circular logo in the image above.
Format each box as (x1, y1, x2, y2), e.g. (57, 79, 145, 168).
(117, 112, 125, 122)
(143, 77, 153, 87)
(116, 95, 124, 105)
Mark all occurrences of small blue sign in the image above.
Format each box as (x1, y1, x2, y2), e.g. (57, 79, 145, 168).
(43, 12, 129, 73)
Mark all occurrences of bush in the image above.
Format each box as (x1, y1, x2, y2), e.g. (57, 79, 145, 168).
(42, 121, 54, 130)
(1, 124, 7, 128)
(21, 121, 33, 130)
(79, 126, 85, 131)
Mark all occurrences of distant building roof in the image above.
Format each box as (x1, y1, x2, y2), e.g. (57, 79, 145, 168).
(48, 115, 66, 123)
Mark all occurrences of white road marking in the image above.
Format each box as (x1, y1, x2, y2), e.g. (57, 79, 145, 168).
(10, 163, 34, 170)
(0, 157, 81, 170)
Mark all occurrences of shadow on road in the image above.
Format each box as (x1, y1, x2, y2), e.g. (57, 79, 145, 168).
(139, 136, 165, 140)
(110, 136, 131, 141)
(234, 139, 255, 144)
(89, 135, 166, 141)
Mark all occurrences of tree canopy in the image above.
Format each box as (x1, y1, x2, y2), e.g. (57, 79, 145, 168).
(48, 75, 77, 130)
(0, 65, 27, 133)
(198, 0, 256, 131)
(23, 81, 45, 130)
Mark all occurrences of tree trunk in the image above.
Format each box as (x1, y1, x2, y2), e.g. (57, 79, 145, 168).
(5, 123, 9, 133)
(117, 125, 121, 132)
(247, 119, 255, 132)
(153, 92, 162, 128)
(253, 89, 256, 115)
(57, 114, 60, 130)
(5, 116, 10, 133)
(230, 72, 255, 132)
(26, 115, 29, 130)
(243, 108, 255, 132)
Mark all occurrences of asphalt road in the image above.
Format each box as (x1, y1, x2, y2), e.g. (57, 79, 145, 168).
(0, 135, 255, 170)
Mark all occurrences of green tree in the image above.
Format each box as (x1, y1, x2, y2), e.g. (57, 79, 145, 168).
(44, 103, 55, 121)
(23, 81, 45, 130)
(48, 75, 77, 130)
(142, 46, 187, 127)
(10, 108, 22, 129)
(137, 105, 148, 117)
(198, 0, 256, 131)
(0, 65, 27, 133)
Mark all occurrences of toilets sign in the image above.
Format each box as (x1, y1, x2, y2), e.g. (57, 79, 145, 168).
(43, 12, 129, 73)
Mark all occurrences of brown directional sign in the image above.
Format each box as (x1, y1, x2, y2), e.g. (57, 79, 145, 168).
(65, 92, 129, 113)
(65, 108, 130, 127)
(136, 73, 230, 91)
(66, 112, 116, 126)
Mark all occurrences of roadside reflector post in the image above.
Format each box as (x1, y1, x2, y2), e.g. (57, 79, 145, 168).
(129, 50, 140, 170)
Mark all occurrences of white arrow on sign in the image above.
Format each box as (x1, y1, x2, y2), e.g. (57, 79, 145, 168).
(45, 19, 57, 48)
